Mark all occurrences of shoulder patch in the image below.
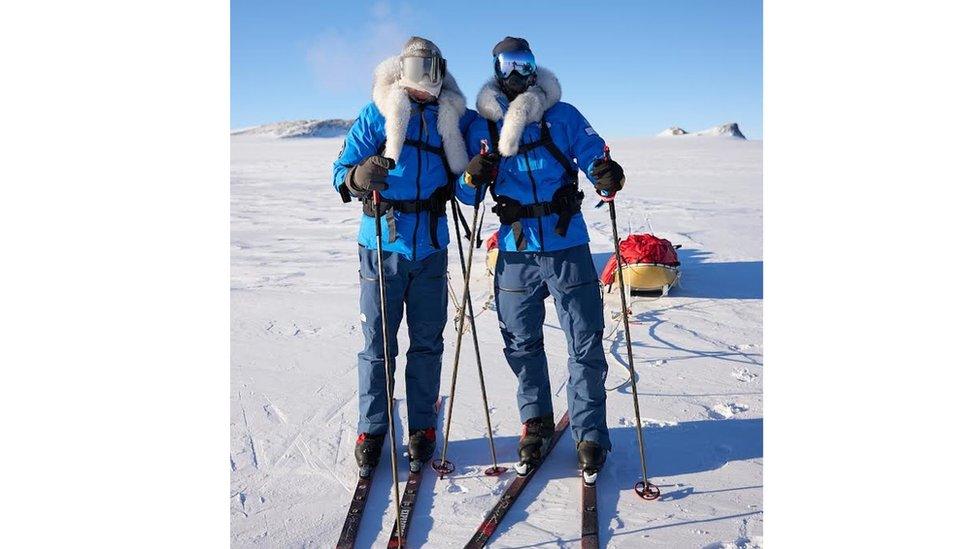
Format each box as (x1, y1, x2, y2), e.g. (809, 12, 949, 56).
(584, 127, 596, 136)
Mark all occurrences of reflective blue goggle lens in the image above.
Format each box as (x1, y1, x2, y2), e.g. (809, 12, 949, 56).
(495, 50, 536, 79)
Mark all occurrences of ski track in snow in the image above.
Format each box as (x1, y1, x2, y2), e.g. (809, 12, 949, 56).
(230, 135, 763, 547)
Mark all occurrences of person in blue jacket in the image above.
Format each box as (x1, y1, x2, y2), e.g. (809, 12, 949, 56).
(456, 37, 627, 477)
(332, 37, 475, 474)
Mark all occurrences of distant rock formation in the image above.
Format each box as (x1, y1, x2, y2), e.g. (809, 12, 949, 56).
(657, 126, 689, 136)
(657, 122, 747, 139)
(231, 119, 354, 138)
(695, 122, 746, 139)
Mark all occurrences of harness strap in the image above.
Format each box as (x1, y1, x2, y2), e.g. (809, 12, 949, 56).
(364, 184, 453, 248)
(385, 195, 441, 213)
(403, 138, 443, 157)
(403, 138, 455, 183)
(405, 138, 456, 249)
(354, 137, 456, 249)
(518, 119, 578, 184)
(491, 186, 584, 251)
(487, 117, 582, 251)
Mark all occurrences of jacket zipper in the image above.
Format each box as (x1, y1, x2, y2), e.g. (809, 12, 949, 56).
(412, 104, 426, 261)
(523, 143, 545, 251)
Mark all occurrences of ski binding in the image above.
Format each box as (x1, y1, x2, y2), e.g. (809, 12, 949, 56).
(582, 469, 599, 486)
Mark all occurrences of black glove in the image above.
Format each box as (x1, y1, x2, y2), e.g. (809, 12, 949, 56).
(463, 153, 500, 188)
(346, 155, 396, 196)
(592, 158, 625, 198)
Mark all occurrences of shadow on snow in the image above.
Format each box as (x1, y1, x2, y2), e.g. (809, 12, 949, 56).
(398, 417, 762, 547)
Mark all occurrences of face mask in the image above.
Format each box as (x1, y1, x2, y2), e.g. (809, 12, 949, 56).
(499, 71, 536, 99)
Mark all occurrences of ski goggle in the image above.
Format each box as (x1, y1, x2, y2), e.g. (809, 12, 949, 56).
(400, 55, 446, 85)
(494, 50, 537, 79)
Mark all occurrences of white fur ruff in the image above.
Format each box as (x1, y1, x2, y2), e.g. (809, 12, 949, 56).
(475, 67, 562, 157)
(371, 56, 469, 174)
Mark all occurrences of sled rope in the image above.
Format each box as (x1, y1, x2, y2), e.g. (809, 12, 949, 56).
(447, 271, 491, 331)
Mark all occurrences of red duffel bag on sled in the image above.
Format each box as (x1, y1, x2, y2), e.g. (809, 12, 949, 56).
(600, 234, 681, 295)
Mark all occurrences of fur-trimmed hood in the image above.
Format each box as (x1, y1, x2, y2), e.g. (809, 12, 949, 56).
(371, 55, 469, 174)
(475, 67, 562, 157)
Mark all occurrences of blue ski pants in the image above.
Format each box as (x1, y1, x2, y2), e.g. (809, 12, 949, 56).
(357, 246, 447, 435)
(493, 244, 611, 449)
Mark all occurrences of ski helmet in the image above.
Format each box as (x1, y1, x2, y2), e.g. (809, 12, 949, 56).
(492, 37, 536, 99)
(399, 36, 446, 97)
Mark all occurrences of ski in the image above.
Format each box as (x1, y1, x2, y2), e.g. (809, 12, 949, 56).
(464, 412, 570, 549)
(385, 467, 423, 548)
(336, 444, 383, 549)
(581, 476, 599, 549)
(385, 396, 445, 548)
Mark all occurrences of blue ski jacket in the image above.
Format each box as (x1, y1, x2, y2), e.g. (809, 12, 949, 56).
(455, 68, 607, 253)
(332, 56, 476, 261)
(333, 101, 477, 260)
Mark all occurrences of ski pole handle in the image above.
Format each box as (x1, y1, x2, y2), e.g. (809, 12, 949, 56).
(598, 145, 615, 202)
(474, 139, 492, 205)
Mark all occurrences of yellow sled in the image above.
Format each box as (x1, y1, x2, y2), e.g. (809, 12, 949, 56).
(486, 247, 499, 276)
(615, 263, 680, 296)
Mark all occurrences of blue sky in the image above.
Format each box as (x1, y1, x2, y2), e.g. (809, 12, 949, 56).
(232, 0, 762, 138)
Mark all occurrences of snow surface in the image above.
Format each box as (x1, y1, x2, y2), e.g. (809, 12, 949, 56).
(230, 134, 763, 548)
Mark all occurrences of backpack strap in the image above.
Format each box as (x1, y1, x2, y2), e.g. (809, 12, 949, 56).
(539, 119, 578, 187)
(519, 118, 578, 188)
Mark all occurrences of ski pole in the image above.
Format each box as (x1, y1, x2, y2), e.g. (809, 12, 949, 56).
(433, 140, 504, 478)
(599, 146, 661, 501)
(372, 190, 406, 544)
(448, 196, 506, 476)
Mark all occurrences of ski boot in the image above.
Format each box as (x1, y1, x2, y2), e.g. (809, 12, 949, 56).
(577, 441, 607, 485)
(354, 432, 384, 478)
(515, 414, 555, 476)
(407, 428, 437, 473)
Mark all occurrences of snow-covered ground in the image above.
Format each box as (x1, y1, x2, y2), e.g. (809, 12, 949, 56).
(230, 134, 763, 548)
